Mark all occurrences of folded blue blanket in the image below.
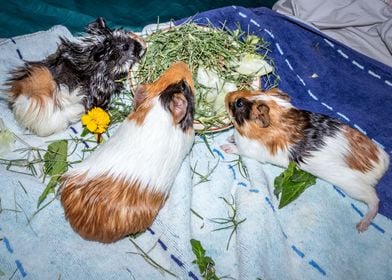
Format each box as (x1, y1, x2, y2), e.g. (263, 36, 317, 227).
(179, 6, 392, 219)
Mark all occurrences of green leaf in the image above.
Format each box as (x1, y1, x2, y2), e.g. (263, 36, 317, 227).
(273, 162, 317, 209)
(37, 176, 58, 208)
(191, 239, 207, 273)
(39, 140, 68, 208)
(191, 239, 206, 260)
(190, 239, 219, 280)
(273, 161, 295, 199)
(80, 127, 90, 137)
(273, 172, 284, 199)
(44, 140, 68, 176)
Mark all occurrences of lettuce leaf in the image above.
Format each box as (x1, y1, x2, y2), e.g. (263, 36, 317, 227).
(274, 162, 317, 209)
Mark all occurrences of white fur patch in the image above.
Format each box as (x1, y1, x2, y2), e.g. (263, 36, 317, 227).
(300, 131, 389, 192)
(250, 94, 293, 108)
(68, 98, 194, 194)
(234, 130, 291, 167)
(12, 86, 84, 136)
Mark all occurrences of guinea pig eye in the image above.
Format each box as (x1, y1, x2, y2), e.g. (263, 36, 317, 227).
(122, 43, 130, 51)
(235, 98, 244, 108)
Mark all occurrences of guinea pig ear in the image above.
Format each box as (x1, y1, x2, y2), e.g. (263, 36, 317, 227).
(134, 85, 148, 109)
(169, 93, 188, 124)
(160, 80, 193, 127)
(86, 17, 110, 35)
(251, 102, 270, 128)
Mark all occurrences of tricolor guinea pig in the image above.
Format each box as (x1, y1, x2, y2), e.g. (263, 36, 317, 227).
(221, 88, 389, 232)
(60, 61, 195, 243)
(5, 17, 146, 136)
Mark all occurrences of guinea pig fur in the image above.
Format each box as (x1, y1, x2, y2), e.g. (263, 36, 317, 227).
(60, 62, 195, 243)
(221, 88, 389, 232)
(5, 17, 146, 136)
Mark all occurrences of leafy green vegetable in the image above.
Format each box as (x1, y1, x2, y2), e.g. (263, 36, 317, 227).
(43, 140, 68, 176)
(274, 162, 317, 209)
(38, 140, 68, 208)
(191, 239, 219, 280)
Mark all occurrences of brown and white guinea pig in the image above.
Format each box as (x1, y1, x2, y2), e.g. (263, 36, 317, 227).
(221, 88, 389, 232)
(59, 62, 195, 243)
(5, 17, 146, 136)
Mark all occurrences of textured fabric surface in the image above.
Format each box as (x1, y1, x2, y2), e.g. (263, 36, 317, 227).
(0, 6, 391, 280)
(272, 0, 392, 67)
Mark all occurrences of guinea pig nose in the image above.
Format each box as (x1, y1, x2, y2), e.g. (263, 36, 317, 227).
(235, 98, 244, 108)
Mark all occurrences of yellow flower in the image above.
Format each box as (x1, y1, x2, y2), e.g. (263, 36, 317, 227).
(81, 107, 110, 134)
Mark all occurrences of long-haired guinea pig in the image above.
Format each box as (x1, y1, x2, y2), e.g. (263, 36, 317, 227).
(221, 88, 389, 232)
(60, 62, 195, 243)
(5, 17, 146, 136)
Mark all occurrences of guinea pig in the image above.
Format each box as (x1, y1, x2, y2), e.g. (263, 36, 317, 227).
(60, 61, 195, 243)
(5, 17, 146, 136)
(221, 88, 389, 232)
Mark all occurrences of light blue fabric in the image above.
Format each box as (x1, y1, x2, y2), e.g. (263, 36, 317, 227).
(0, 17, 391, 280)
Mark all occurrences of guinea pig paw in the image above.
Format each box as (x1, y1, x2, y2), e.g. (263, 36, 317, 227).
(356, 219, 370, 233)
(220, 143, 238, 154)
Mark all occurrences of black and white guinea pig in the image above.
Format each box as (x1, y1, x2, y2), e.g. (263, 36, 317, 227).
(6, 17, 146, 136)
(60, 61, 195, 243)
(221, 88, 389, 232)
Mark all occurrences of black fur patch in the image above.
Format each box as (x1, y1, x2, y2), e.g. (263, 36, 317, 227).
(231, 97, 253, 126)
(133, 41, 144, 59)
(287, 109, 343, 164)
(159, 81, 195, 131)
(8, 18, 145, 111)
(44, 33, 140, 109)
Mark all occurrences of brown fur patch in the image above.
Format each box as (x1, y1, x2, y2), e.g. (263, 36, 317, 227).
(129, 62, 194, 126)
(8, 66, 55, 100)
(343, 126, 379, 173)
(60, 173, 166, 243)
(250, 102, 270, 127)
(7, 66, 57, 116)
(128, 87, 153, 125)
(128, 33, 146, 51)
(241, 106, 305, 155)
